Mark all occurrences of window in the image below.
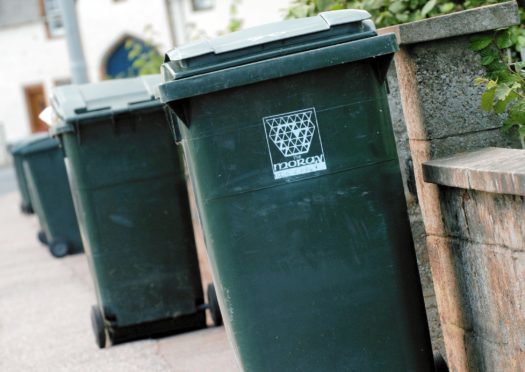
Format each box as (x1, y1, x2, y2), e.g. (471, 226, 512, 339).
(102, 35, 162, 79)
(192, 0, 214, 11)
(54, 77, 71, 86)
(42, 0, 64, 38)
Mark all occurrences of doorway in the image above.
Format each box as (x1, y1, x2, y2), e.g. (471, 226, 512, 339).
(24, 84, 48, 133)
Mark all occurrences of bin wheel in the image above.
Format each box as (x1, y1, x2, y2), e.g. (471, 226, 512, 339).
(434, 353, 449, 372)
(90, 305, 106, 349)
(207, 283, 222, 326)
(37, 230, 48, 246)
(21, 202, 33, 214)
(49, 239, 70, 258)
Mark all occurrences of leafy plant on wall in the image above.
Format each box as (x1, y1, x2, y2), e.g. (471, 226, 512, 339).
(471, 30, 525, 148)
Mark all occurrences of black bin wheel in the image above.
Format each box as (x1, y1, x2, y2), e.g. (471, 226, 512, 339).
(49, 239, 70, 258)
(434, 353, 449, 372)
(37, 230, 48, 246)
(20, 202, 33, 214)
(90, 305, 106, 349)
(207, 283, 223, 326)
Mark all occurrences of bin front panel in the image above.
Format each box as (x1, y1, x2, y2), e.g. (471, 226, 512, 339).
(181, 62, 397, 199)
(178, 59, 433, 371)
(9, 133, 50, 211)
(13, 154, 32, 210)
(22, 147, 83, 253)
(60, 109, 204, 327)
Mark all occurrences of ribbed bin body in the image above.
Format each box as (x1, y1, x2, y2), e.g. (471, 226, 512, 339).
(51, 76, 206, 343)
(160, 11, 434, 371)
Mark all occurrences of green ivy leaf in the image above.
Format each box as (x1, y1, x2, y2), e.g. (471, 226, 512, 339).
(502, 118, 517, 132)
(480, 87, 496, 112)
(469, 35, 493, 51)
(494, 91, 518, 114)
(480, 54, 495, 65)
(486, 80, 498, 90)
(495, 83, 512, 101)
(513, 61, 525, 71)
(396, 12, 409, 22)
(439, 2, 455, 13)
(407, 0, 417, 9)
(496, 30, 513, 49)
(388, 1, 406, 13)
(421, 0, 436, 16)
(316, 0, 334, 11)
(508, 101, 525, 124)
(474, 77, 487, 86)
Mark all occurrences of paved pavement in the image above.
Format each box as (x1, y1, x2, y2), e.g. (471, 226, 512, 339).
(0, 167, 240, 372)
(0, 166, 16, 196)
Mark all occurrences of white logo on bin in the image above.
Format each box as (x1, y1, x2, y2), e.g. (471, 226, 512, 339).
(263, 108, 326, 179)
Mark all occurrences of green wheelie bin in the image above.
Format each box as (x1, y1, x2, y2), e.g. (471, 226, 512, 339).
(9, 133, 49, 215)
(48, 75, 220, 348)
(159, 10, 437, 371)
(19, 135, 83, 256)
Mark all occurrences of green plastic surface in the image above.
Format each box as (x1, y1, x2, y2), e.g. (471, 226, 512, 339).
(50, 76, 205, 339)
(50, 74, 161, 135)
(160, 11, 433, 371)
(21, 137, 83, 254)
(162, 10, 375, 79)
(9, 133, 49, 212)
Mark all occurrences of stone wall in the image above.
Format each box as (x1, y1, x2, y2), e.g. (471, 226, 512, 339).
(381, 1, 521, 364)
(423, 148, 525, 371)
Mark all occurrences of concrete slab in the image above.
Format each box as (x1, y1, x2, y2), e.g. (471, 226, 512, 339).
(0, 191, 238, 372)
(0, 166, 16, 197)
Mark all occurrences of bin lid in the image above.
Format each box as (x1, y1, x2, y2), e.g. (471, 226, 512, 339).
(11, 135, 59, 156)
(49, 75, 162, 134)
(159, 10, 398, 103)
(163, 10, 375, 80)
(8, 132, 50, 155)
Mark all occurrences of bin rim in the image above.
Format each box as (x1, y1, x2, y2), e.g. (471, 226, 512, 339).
(159, 33, 398, 104)
(49, 100, 162, 136)
(8, 132, 50, 155)
(165, 10, 372, 62)
(162, 10, 377, 81)
(12, 135, 59, 156)
(48, 75, 163, 136)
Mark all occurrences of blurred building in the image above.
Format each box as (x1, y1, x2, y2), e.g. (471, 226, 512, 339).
(0, 0, 291, 144)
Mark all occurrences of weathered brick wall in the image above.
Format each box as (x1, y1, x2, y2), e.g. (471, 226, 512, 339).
(380, 1, 520, 366)
(423, 148, 525, 371)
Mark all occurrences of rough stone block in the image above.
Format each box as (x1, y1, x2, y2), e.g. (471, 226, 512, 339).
(441, 325, 469, 372)
(390, 48, 427, 141)
(381, 2, 522, 143)
(431, 237, 525, 370)
(426, 235, 470, 328)
(438, 187, 469, 240)
(423, 147, 525, 197)
(463, 190, 525, 251)
(409, 36, 506, 140)
(423, 296, 446, 357)
(380, 2, 519, 46)
(410, 139, 446, 235)
(464, 333, 525, 372)
(511, 252, 525, 351)
(456, 243, 516, 345)
(387, 53, 444, 357)
(428, 128, 519, 159)
(387, 64, 416, 204)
